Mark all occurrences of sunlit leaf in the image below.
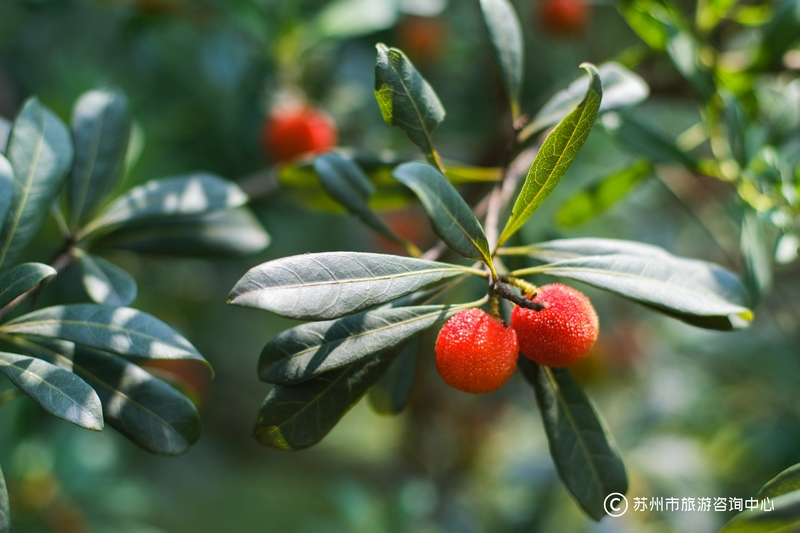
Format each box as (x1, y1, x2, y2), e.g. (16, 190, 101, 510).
(480, 0, 524, 120)
(0, 351, 103, 430)
(758, 464, 800, 501)
(601, 112, 700, 170)
(0, 263, 56, 310)
(229, 252, 475, 320)
(720, 491, 800, 532)
(316, 0, 397, 39)
(78, 253, 137, 307)
(519, 359, 628, 521)
(368, 336, 419, 416)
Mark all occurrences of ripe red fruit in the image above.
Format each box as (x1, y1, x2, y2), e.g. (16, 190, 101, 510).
(537, 0, 589, 38)
(435, 308, 519, 394)
(511, 283, 599, 367)
(261, 108, 337, 163)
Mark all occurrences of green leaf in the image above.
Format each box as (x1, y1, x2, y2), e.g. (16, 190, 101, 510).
(71, 345, 201, 455)
(519, 62, 649, 141)
(741, 211, 773, 306)
(618, 0, 670, 50)
(83, 173, 248, 236)
(259, 303, 467, 385)
(499, 64, 602, 247)
(78, 253, 137, 307)
(392, 162, 493, 269)
(374, 44, 446, 165)
(0, 350, 103, 430)
(0, 462, 8, 533)
(754, 0, 800, 69)
(315, 0, 397, 39)
(758, 464, 800, 501)
(500, 236, 676, 261)
(0, 98, 73, 272)
(254, 349, 397, 450)
(0, 262, 57, 310)
(479, 0, 524, 121)
(68, 89, 132, 228)
(720, 491, 800, 533)
(0, 156, 13, 232)
(228, 252, 475, 320)
(601, 112, 700, 170)
(519, 359, 628, 521)
(90, 207, 270, 257)
(555, 159, 652, 227)
(368, 336, 419, 416)
(0, 303, 208, 365)
(0, 116, 10, 153)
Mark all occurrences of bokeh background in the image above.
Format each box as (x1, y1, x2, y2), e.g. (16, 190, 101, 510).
(0, 0, 799, 532)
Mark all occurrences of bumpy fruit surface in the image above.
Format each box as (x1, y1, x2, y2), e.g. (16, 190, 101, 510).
(538, 0, 589, 37)
(511, 283, 598, 367)
(435, 308, 519, 394)
(261, 108, 337, 162)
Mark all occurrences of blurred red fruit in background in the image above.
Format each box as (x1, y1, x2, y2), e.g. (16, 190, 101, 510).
(538, 0, 589, 37)
(261, 107, 337, 163)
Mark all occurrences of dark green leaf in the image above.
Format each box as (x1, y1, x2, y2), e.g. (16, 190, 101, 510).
(0, 263, 57, 310)
(228, 252, 475, 320)
(754, 0, 800, 69)
(374, 44, 445, 164)
(555, 159, 652, 227)
(499, 64, 602, 247)
(368, 336, 419, 416)
(741, 211, 773, 306)
(83, 173, 248, 235)
(91, 207, 270, 257)
(254, 349, 397, 450)
(519, 359, 628, 521)
(68, 89, 132, 227)
(0, 98, 73, 272)
(1, 303, 208, 365)
(0, 350, 103, 430)
(259, 303, 466, 385)
(71, 345, 201, 455)
(0, 462, 8, 533)
(480, 0, 524, 120)
(393, 162, 493, 268)
(78, 253, 137, 307)
(601, 112, 700, 170)
(758, 464, 800, 501)
(519, 62, 649, 140)
(0, 156, 12, 232)
(720, 491, 800, 533)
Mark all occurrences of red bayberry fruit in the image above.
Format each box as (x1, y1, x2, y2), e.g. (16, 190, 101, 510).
(435, 308, 519, 394)
(511, 283, 599, 367)
(261, 107, 337, 162)
(396, 15, 448, 65)
(537, 0, 589, 38)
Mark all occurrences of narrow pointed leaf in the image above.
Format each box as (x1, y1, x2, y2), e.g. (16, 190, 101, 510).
(480, 0, 524, 120)
(601, 112, 700, 170)
(0, 262, 57, 310)
(519, 359, 628, 521)
(229, 252, 474, 320)
(71, 345, 201, 455)
(758, 464, 800, 501)
(374, 44, 445, 162)
(0, 303, 207, 365)
(499, 64, 602, 247)
(0, 351, 103, 430)
(69, 89, 132, 227)
(741, 211, 773, 306)
(368, 336, 419, 415)
(78, 253, 137, 306)
(254, 350, 397, 450)
(0, 462, 8, 533)
(500, 237, 674, 262)
(0, 156, 13, 231)
(0, 98, 73, 272)
(720, 491, 800, 533)
(259, 303, 466, 385)
(393, 162, 492, 265)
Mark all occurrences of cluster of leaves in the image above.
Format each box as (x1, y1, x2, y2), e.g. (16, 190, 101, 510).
(0, 89, 269, 532)
(228, 0, 753, 522)
(721, 462, 800, 532)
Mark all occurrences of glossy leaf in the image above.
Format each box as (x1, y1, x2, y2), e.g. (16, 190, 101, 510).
(91, 207, 270, 257)
(601, 112, 699, 170)
(741, 211, 773, 306)
(68, 89, 132, 227)
(71, 345, 201, 455)
(519, 359, 628, 521)
(555, 159, 652, 227)
(374, 44, 445, 164)
(259, 303, 466, 385)
(520, 62, 649, 140)
(229, 252, 474, 320)
(500, 237, 673, 262)
(480, 0, 524, 120)
(758, 463, 800, 500)
(393, 162, 493, 267)
(0, 98, 73, 272)
(1, 303, 207, 364)
(368, 336, 419, 416)
(254, 350, 397, 450)
(78, 253, 137, 306)
(0, 156, 12, 233)
(84, 173, 248, 235)
(0, 262, 57, 310)
(499, 64, 602, 247)
(720, 491, 800, 533)
(0, 462, 8, 533)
